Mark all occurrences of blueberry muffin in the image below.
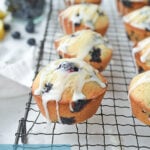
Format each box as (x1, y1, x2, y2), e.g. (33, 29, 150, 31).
(133, 37, 150, 73)
(32, 58, 107, 124)
(116, 0, 150, 15)
(59, 4, 109, 35)
(64, 0, 102, 6)
(123, 6, 150, 43)
(54, 30, 112, 71)
(128, 71, 150, 125)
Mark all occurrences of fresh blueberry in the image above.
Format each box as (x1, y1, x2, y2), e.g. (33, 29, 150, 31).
(12, 31, 21, 39)
(42, 83, 53, 93)
(71, 99, 90, 112)
(4, 23, 11, 31)
(25, 21, 35, 33)
(60, 116, 75, 124)
(27, 38, 36, 46)
(57, 62, 79, 72)
(90, 47, 101, 62)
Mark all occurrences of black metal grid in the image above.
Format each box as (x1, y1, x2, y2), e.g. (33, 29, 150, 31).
(14, 0, 150, 149)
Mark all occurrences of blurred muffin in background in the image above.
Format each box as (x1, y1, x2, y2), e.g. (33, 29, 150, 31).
(132, 37, 150, 73)
(64, 0, 102, 6)
(128, 71, 150, 125)
(116, 0, 150, 15)
(123, 6, 150, 43)
(54, 30, 112, 72)
(59, 3, 109, 35)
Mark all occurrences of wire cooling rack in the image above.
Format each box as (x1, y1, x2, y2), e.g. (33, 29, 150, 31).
(14, 0, 150, 149)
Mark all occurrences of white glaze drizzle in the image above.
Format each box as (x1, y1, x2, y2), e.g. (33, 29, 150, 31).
(59, 4, 106, 33)
(129, 71, 150, 94)
(57, 30, 111, 59)
(34, 59, 106, 122)
(123, 6, 150, 30)
(140, 48, 150, 63)
(132, 37, 150, 63)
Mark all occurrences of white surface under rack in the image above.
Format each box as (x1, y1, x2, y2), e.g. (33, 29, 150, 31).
(14, 0, 150, 150)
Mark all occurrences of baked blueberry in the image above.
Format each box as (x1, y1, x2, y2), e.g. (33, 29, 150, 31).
(74, 22, 81, 27)
(126, 33, 131, 40)
(97, 10, 105, 16)
(25, 21, 35, 33)
(27, 38, 36, 46)
(12, 31, 21, 39)
(57, 62, 79, 72)
(90, 47, 101, 62)
(138, 66, 144, 73)
(121, 0, 132, 8)
(145, 27, 150, 32)
(60, 116, 75, 124)
(42, 83, 53, 93)
(71, 99, 90, 112)
(74, 13, 81, 27)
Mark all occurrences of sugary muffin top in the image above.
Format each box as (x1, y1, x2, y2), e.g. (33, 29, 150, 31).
(59, 3, 108, 30)
(34, 58, 107, 103)
(123, 6, 150, 31)
(133, 37, 150, 65)
(55, 30, 112, 59)
(129, 71, 150, 106)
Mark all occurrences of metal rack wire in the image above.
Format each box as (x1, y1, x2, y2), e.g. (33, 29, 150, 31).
(14, 0, 150, 149)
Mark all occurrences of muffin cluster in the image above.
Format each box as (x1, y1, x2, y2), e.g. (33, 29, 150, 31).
(116, 2, 150, 125)
(32, 1, 112, 124)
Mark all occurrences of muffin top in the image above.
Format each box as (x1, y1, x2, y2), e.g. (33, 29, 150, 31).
(33, 58, 107, 103)
(129, 71, 150, 107)
(123, 6, 150, 31)
(133, 37, 150, 65)
(55, 30, 112, 59)
(59, 3, 108, 30)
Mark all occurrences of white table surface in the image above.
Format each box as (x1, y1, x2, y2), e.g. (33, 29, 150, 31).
(0, 0, 50, 144)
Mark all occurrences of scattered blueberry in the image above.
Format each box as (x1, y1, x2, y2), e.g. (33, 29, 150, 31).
(42, 83, 53, 93)
(27, 38, 36, 46)
(12, 31, 21, 39)
(60, 116, 75, 124)
(90, 47, 101, 62)
(25, 21, 35, 33)
(121, 0, 132, 8)
(71, 99, 90, 112)
(4, 23, 11, 31)
(57, 62, 79, 72)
